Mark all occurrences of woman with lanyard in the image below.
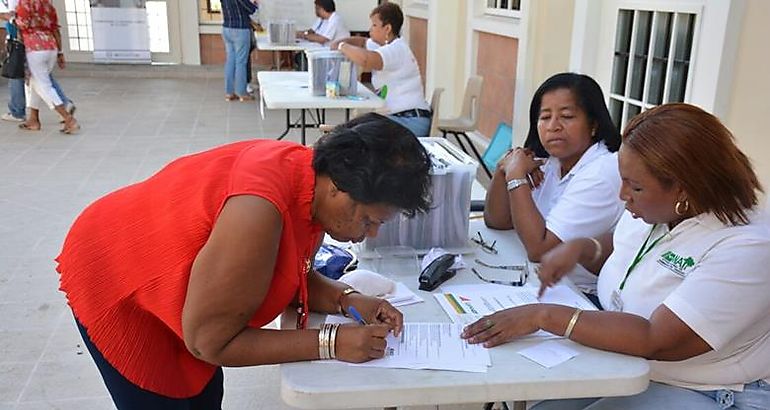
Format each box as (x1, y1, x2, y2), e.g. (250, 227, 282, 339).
(462, 103, 770, 409)
(56, 113, 430, 409)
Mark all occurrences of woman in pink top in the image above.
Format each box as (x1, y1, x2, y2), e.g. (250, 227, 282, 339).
(15, 0, 80, 133)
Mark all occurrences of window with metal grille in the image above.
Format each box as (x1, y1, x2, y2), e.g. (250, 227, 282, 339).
(608, 9, 696, 129)
(485, 0, 521, 17)
(65, 0, 94, 51)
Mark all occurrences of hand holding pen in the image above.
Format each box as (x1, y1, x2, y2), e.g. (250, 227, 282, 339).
(343, 294, 403, 337)
(347, 306, 368, 325)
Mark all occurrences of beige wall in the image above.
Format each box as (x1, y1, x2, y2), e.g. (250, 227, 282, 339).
(476, 32, 518, 138)
(408, 17, 428, 90)
(527, 0, 575, 89)
(725, 0, 770, 188)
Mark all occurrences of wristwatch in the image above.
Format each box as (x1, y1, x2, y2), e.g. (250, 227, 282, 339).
(506, 178, 529, 191)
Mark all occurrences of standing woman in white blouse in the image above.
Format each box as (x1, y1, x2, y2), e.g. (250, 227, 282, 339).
(331, 3, 431, 138)
(463, 103, 770, 410)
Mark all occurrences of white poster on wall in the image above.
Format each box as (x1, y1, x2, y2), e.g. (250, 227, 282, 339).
(90, 0, 151, 64)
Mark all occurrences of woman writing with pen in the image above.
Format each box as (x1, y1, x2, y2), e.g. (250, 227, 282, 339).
(463, 103, 770, 409)
(56, 113, 431, 409)
(483, 73, 624, 304)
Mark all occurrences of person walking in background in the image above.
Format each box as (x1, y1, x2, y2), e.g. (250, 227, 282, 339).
(221, 0, 257, 102)
(14, 0, 79, 133)
(1, 0, 75, 123)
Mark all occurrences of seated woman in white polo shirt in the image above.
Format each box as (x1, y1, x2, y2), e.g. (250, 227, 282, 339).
(484, 73, 624, 299)
(331, 3, 431, 138)
(464, 103, 770, 410)
(297, 0, 350, 46)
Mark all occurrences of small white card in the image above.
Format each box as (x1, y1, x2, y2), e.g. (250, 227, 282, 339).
(518, 340, 580, 368)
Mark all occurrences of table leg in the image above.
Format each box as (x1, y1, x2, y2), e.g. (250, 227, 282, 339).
(272, 51, 280, 71)
(301, 109, 307, 145)
(345, 108, 350, 122)
(277, 109, 291, 140)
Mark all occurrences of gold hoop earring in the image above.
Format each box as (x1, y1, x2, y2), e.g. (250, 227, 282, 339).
(675, 200, 690, 216)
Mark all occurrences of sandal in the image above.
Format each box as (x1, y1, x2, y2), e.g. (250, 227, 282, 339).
(225, 94, 238, 102)
(18, 122, 41, 131)
(239, 95, 256, 102)
(60, 119, 80, 134)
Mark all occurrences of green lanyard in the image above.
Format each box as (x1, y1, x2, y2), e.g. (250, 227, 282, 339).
(619, 225, 667, 290)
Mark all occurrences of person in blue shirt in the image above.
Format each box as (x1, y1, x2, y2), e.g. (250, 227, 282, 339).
(221, 0, 257, 102)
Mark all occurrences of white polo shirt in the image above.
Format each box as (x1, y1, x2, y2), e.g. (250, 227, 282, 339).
(366, 37, 430, 114)
(597, 209, 770, 390)
(312, 12, 350, 45)
(532, 142, 624, 293)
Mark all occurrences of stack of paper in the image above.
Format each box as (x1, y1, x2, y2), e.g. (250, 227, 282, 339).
(349, 323, 491, 373)
(384, 282, 424, 307)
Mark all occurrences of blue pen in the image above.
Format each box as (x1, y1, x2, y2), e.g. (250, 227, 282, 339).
(347, 306, 368, 325)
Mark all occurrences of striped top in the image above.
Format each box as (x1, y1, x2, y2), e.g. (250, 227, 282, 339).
(56, 140, 323, 398)
(221, 0, 257, 29)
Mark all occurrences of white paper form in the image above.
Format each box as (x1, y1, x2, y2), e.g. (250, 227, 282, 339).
(518, 340, 581, 368)
(434, 284, 539, 325)
(384, 282, 424, 307)
(434, 283, 597, 338)
(350, 323, 491, 373)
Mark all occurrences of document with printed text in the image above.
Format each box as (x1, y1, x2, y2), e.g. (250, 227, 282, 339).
(321, 319, 491, 372)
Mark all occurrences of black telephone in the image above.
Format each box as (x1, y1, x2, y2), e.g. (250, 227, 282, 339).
(418, 253, 457, 291)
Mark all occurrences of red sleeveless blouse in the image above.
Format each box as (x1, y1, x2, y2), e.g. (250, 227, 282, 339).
(56, 140, 322, 398)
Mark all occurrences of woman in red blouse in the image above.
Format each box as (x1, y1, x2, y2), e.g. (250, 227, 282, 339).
(57, 113, 432, 408)
(14, 0, 80, 133)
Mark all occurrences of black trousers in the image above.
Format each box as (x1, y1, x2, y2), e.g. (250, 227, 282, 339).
(75, 318, 224, 410)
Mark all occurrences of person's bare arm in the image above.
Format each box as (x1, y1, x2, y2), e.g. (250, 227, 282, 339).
(182, 195, 321, 366)
(487, 149, 559, 261)
(330, 36, 368, 50)
(464, 303, 711, 361)
(53, 29, 65, 69)
(483, 165, 514, 229)
(303, 32, 330, 44)
(337, 42, 383, 71)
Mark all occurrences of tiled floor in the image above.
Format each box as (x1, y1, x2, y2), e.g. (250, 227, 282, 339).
(0, 75, 484, 410)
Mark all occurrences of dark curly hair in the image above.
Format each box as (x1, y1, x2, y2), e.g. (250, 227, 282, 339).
(370, 2, 404, 37)
(313, 113, 432, 217)
(314, 0, 335, 13)
(524, 72, 621, 157)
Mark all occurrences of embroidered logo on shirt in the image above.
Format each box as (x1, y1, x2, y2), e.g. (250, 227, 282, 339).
(657, 251, 696, 278)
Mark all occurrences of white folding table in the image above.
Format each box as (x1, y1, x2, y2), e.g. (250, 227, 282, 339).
(255, 33, 323, 70)
(257, 71, 385, 145)
(280, 220, 650, 409)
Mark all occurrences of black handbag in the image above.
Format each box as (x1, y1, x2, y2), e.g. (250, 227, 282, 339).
(1, 38, 25, 79)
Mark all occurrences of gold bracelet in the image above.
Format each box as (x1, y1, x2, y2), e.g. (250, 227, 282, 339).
(319, 323, 333, 359)
(329, 324, 340, 359)
(564, 308, 582, 339)
(318, 326, 327, 359)
(338, 287, 360, 315)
